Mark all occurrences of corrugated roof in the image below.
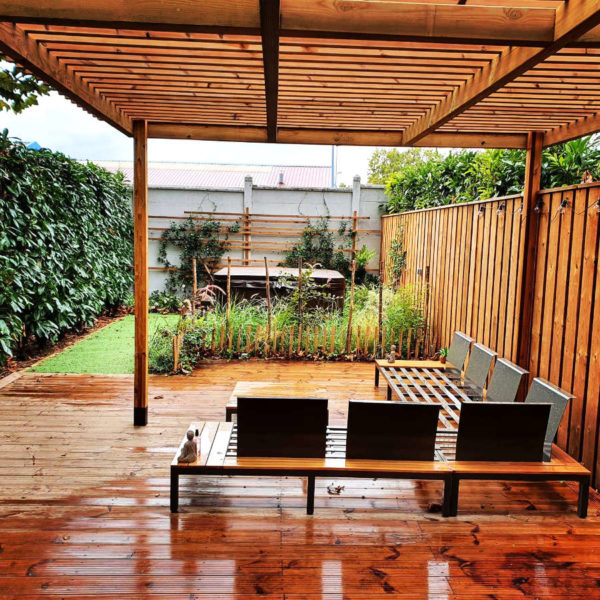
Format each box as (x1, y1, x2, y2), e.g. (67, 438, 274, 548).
(95, 161, 332, 189)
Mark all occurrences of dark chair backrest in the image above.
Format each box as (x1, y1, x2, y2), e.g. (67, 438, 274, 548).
(486, 358, 529, 403)
(455, 402, 550, 462)
(237, 396, 328, 458)
(464, 343, 497, 390)
(525, 378, 573, 461)
(447, 331, 474, 371)
(346, 400, 440, 461)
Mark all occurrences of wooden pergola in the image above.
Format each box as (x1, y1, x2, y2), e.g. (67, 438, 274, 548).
(2, 0, 600, 425)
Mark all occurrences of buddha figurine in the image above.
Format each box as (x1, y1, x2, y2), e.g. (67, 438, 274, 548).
(387, 344, 397, 364)
(178, 430, 198, 463)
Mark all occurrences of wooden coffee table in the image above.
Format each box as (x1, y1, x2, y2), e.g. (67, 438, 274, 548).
(225, 380, 328, 421)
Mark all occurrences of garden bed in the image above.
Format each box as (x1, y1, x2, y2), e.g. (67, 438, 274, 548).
(150, 283, 428, 374)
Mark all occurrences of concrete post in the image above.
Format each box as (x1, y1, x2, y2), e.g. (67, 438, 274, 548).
(351, 175, 361, 214)
(243, 175, 253, 211)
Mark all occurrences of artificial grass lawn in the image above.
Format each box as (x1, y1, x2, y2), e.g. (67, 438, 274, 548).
(30, 314, 179, 375)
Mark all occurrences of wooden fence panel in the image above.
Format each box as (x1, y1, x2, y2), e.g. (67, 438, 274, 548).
(381, 184, 600, 486)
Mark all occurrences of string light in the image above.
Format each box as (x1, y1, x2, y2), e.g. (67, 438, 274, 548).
(497, 202, 506, 215)
(533, 199, 544, 213)
(551, 199, 569, 223)
(477, 205, 486, 217)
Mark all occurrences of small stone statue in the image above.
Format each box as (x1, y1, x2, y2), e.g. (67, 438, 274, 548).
(387, 344, 397, 364)
(178, 430, 198, 463)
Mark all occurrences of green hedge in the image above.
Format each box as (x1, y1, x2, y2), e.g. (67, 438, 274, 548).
(0, 131, 133, 364)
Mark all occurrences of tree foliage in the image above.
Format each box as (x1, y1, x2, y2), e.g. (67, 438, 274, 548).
(0, 56, 50, 113)
(0, 131, 133, 364)
(378, 137, 600, 213)
(367, 148, 440, 185)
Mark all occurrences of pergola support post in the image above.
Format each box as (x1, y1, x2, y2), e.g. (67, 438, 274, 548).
(516, 130, 544, 371)
(133, 119, 149, 426)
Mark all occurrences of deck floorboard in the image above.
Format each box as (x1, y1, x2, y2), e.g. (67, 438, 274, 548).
(0, 361, 599, 598)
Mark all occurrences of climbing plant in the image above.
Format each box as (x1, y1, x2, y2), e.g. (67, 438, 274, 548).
(388, 225, 407, 286)
(157, 216, 239, 294)
(282, 217, 353, 275)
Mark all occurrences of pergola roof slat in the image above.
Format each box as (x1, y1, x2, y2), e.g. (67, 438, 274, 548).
(1, 1, 600, 148)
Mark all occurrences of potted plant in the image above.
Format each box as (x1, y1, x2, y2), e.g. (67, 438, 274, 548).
(439, 347, 448, 364)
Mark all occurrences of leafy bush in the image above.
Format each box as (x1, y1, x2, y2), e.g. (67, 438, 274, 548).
(0, 131, 133, 364)
(282, 217, 352, 275)
(382, 136, 600, 213)
(149, 290, 183, 314)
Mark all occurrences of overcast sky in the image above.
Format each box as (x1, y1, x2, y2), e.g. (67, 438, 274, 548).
(0, 91, 388, 187)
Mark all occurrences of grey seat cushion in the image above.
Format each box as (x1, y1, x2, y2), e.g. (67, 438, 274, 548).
(525, 378, 573, 461)
(446, 332, 474, 371)
(486, 358, 529, 403)
(464, 343, 497, 391)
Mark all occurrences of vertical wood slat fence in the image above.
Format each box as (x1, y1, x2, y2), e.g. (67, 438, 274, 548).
(380, 183, 600, 487)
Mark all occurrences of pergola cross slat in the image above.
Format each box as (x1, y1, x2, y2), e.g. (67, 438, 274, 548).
(3, 0, 600, 422)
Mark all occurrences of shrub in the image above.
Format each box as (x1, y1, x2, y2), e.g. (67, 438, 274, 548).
(282, 217, 352, 275)
(149, 290, 183, 314)
(382, 137, 600, 213)
(0, 131, 133, 364)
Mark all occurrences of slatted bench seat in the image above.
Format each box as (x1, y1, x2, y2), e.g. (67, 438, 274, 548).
(437, 402, 591, 518)
(170, 420, 454, 515)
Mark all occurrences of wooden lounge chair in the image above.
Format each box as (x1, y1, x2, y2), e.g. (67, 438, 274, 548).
(171, 397, 453, 515)
(485, 358, 529, 403)
(374, 331, 474, 386)
(446, 401, 590, 517)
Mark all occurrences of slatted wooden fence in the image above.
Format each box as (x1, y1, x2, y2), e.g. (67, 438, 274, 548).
(381, 183, 600, 486)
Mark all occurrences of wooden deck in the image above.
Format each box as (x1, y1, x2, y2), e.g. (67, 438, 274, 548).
(1, 361, 600, 599)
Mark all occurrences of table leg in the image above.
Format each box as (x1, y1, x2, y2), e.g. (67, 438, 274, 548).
(170, 470, 179, 513)
(449, 475, 460, 517)
(374, 365, 380, 387)
(387, 385, 392, 401)
(307, 475, 315, 515)
(578, 476, 590, 518)
(442, 477, 452, 517)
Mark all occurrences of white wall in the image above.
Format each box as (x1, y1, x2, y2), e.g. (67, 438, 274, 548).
(147, 177, 385, 292)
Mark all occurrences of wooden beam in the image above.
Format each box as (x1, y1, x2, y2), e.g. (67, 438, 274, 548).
(148, 123, 268, 142)
(0, 22, 132, 135)
(148, 123, 526, 148)
(259, 0, 280, 143)
(133, 120, 149, 427)
(0, 1, 260, 30)
(401, 0, 600, 146)
(414, 132, 527, 150)
(516, 131, 544, 370)
(0, 0, 585, 47)
(280, 0, 556, 45)
(544, 114, 600, 147)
